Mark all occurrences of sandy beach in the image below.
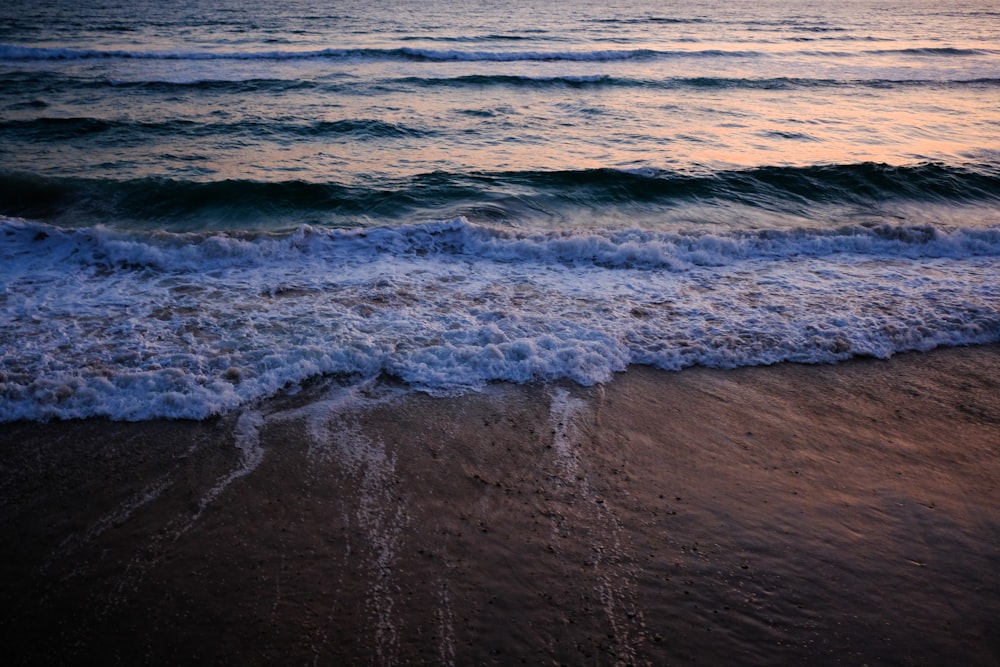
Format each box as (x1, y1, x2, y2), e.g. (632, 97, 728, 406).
(2, 345, 999, 665)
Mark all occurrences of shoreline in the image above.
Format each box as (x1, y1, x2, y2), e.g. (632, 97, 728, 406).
(2, 344, 999, 665)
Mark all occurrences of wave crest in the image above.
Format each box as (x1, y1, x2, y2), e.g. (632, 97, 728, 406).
(2, 164, 999, 228)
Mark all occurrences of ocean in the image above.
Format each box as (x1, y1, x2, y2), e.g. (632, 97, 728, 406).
(1, 0, 998, 421)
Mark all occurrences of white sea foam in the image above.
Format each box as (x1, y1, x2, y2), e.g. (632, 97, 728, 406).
(1, 216, 999, 421)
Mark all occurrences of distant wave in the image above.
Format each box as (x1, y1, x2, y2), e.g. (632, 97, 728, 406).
(397, 73, 622, 88)
(0, 70, 328, 93)
(5, 42, 992, 64)
(5, 71, 998, 99)
(3, 164, 999, 227)
(873, 47, 999, 56)
(108, 77, 324, 93)
(585, 17, 710, 25)
(0, 43, 759, 63)
(803, 47, 1000, 58)
(0, 116, 432, 142)
(393, 74, 1000, 91)
(398, 33, 549, 42)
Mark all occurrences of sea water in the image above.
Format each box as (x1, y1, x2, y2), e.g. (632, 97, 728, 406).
(1, 0, 998, 420)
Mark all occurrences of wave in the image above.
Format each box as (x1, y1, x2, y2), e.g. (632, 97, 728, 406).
(395, 74, 1000, 91)
(873, 47, 998, 57)
(802, 47, 1000, 59)
(0, 43, 759, 63)
(509, 163, 1000, 208)
(399, 73, 625, 88)
(108, 77, 324, 93)
(0, 70, 331, 95)
(3, 164, 998, 228)
(585, 17, 710, 25)
(4, 216, 999, 273)
(2, 215, 999, 421)
(0, 116, 431, 142)
(6, 69, 996, 100)
(0, 174, 394, 228)
(398, 33, 549, 42)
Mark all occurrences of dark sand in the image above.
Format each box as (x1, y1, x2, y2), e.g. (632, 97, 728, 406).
(2, 345, 999, 665)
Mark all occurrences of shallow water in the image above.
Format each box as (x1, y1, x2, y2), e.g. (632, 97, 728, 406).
(3, 348, 999, 664)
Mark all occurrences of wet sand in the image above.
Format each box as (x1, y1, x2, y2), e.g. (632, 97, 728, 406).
(2, 345, 999, 666)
